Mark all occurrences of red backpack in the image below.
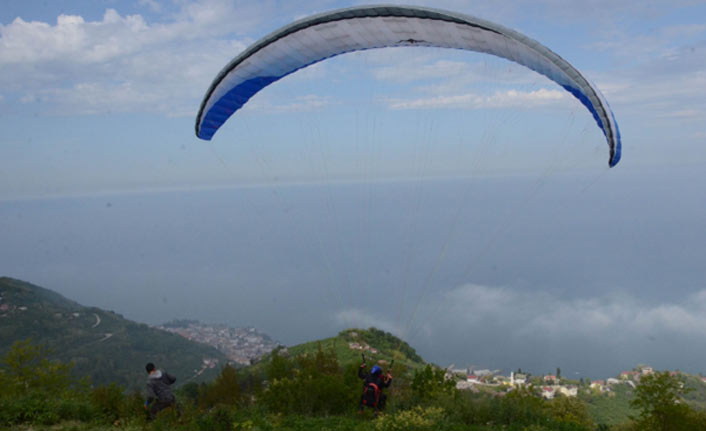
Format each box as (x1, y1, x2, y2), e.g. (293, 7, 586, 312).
(362, 382, 380, 407)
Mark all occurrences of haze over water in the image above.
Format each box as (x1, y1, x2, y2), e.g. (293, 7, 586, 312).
(3, 165, 705, 379)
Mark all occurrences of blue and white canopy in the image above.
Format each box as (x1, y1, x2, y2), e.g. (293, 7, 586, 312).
(196, 4, 621, 167)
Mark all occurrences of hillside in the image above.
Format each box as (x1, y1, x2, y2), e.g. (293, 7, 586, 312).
(285, 327, 425, 368)
(0, 277, 228, 390)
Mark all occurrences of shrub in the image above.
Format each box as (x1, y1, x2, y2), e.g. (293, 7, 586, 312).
(496, 385, 549, 427)
(374, 406, 446, 431)
(0, 392, 93, 425)
(194, 404, 235, 431)
(548, 396, 594, 429)
(260, 344, 358, 415)
(199, 364, 242, 408)
(91, 382, 126, 422)
(0, 339, 75, 396)
(410, 364, 456, 402)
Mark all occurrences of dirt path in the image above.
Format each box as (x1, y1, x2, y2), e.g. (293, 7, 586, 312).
(91, 313, 101, 328)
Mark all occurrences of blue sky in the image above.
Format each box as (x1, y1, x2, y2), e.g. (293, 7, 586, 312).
(1, 0, 704, 198)
(2, 1, 706, 377)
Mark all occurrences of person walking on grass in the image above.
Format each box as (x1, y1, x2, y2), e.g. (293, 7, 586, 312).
(144, 362, 177, 420)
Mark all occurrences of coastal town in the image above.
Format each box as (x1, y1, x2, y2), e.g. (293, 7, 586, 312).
(341, 334, 704, 400)
(157, 320, 278, 365)
(445, 364, 704, 399)
(156, 320, 706, 401)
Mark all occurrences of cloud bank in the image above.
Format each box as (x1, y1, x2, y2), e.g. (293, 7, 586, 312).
(335, 282, 706, 376)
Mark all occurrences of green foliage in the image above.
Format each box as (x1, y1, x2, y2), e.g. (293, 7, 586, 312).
(6, 302, 706, 431)
(90, 383, 123, 422)
(282, 327, 425, 373)
(0, 339, 94, 426)
(179, 381, 200, 405)
(0, 392, 93, 425)
(354, 327, 424, 364)
(90, 383, 144, 424)
(266, 347, 295, 381)
(437, 390, 494, 426)
(199, 363, 242, 408)
(260, 343, 359, 416)
(0, 339, 75, 395)
(627, 370, 701, 431)
(374, 406, 446, 431)
(411, 364, 456, 402)
(0, 277, 227, 389)
(681, 373, 706, 410)
(580, 381, 636, 426)
(547, 396, 594, 429)
(496, 385, 548, 427)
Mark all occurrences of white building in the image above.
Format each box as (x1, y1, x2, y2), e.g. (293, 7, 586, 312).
(541, 386, 556, 399)
(511, 372, 527, 386)
(558, 385, 578, 397)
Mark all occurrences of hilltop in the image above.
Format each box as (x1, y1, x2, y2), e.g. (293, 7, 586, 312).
(281, 327, 425, 368)
(0, 277, 228, 389)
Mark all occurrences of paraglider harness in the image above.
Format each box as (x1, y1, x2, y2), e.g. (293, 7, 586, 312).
(361, 381, 382, 408)
(359, 354, 393, 411)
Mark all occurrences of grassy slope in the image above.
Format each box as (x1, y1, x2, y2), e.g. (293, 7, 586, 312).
(287, 328, 425, 368)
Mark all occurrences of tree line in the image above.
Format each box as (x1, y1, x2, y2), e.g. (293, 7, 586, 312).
(1, 339, 705, 431)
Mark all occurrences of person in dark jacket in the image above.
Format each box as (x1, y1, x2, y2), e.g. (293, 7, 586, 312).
(144, 362, 177, 419)
(358, 362, 392, 414)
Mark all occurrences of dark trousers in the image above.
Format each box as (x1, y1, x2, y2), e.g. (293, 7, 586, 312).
(149, 397, 176, 419)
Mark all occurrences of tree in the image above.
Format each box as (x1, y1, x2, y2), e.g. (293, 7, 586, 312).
(266, 348, 294, 381)
(548, 396, 593, 429)
(411, 364, 456, 401)
(260, 344, 356, 415)
(629, 371, 694, 431)
(200, 364, 241, 408)
(0, 339, 75, 396)
(498, 385, 547, 427)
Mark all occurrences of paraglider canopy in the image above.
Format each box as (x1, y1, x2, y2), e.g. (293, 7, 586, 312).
(195, 4, 621, 167)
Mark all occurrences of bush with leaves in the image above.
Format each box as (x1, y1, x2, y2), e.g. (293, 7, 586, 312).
(410, 364, 457, 402)
(431, 390, 494, 427)
(547, 395, 594, 430)
(260, 343, 359, 415)
(495, 385, 549, 428)
(0, 339, 77, 395)
(199, 364, 242, 408)
(90, 382, 129, 423)
(0, 339, 95, 426)
(627, 370, 706, 431)
(374, 406, 446, 431)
